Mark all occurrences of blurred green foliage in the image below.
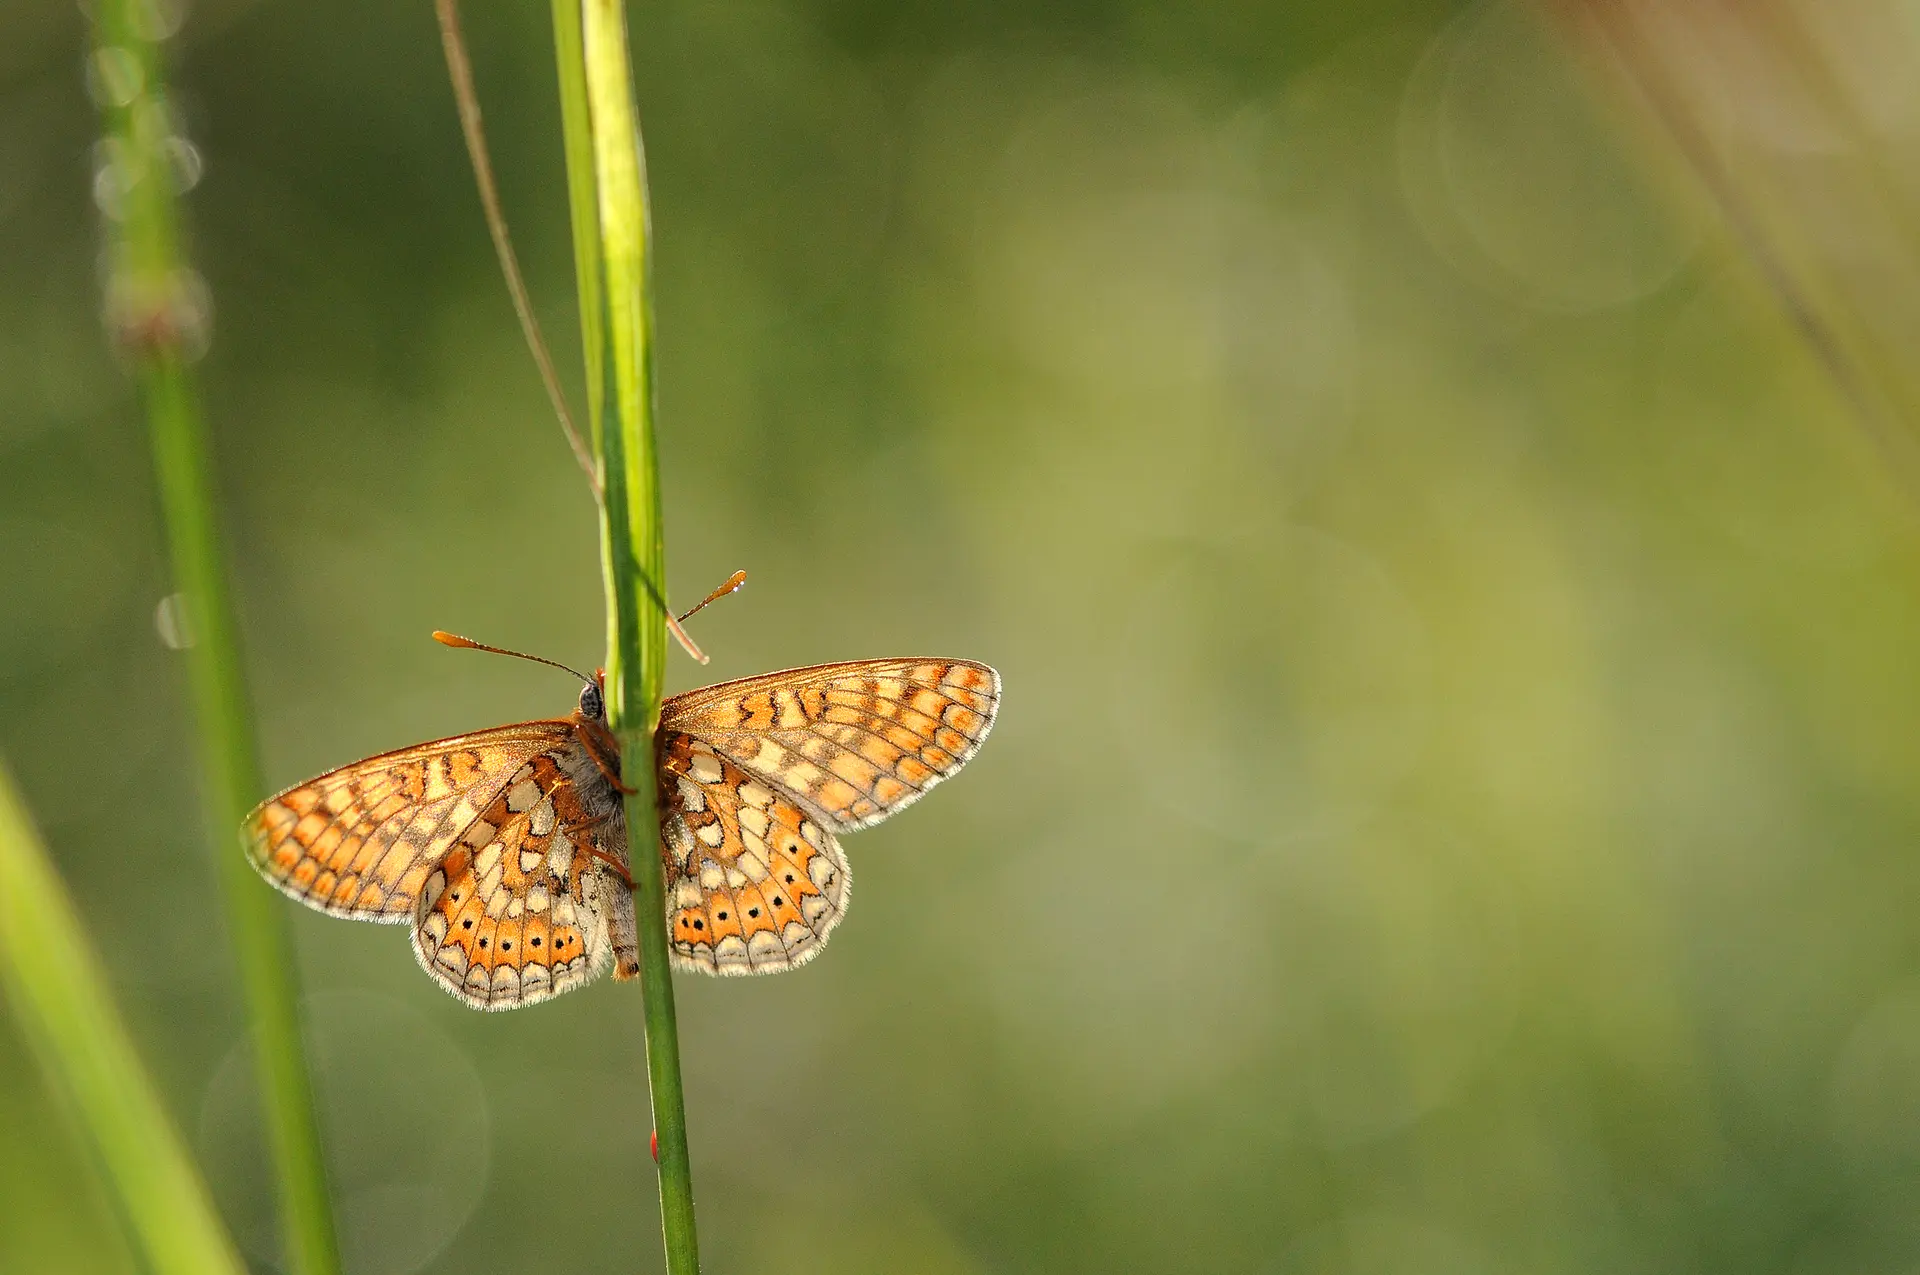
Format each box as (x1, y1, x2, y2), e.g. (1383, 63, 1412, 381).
(0, 762, 246, 1275)
(6, 1, 1920, 1272)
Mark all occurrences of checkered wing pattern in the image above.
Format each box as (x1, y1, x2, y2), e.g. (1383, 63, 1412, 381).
(244, 724, 573, 922)
(659, 659, 1000, 833)
(657, 732, 851, 974)
(244, 722, 639, 1009)
(656, 659, 999, 974)
(410, 741, 637, 1009)
(244, 656, 1001, 998)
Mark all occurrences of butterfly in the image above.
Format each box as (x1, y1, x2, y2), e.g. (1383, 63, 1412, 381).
(242, 647, 1000, 1010)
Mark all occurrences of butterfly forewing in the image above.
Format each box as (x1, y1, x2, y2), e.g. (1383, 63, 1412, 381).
(245, 723, 575, 922)
(659, 659, 1000, 833)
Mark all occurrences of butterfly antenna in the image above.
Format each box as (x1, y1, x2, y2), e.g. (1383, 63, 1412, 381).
(663, 570, 746, 666)
(678, 570, 747, 624)
(431, 631, 594, 687)
(666, 615, 707, 665)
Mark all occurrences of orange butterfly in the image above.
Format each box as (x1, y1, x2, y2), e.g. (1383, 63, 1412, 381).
(243, 636, 999, 1010)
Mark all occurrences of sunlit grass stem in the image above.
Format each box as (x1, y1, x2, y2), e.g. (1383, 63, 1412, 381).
(0, 763, 248, 1275)
(87, 5, 341, 1273)
(551, 1, 700, 1270)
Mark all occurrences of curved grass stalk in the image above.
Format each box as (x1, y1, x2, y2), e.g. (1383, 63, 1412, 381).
(87, 3, 340, 1271)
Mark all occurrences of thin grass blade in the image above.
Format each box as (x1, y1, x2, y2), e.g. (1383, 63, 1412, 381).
(0, 762, 248, 1275)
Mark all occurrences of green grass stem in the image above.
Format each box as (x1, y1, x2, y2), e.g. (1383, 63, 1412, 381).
(552, 2, 700, 1271)
(87, 6, 341, 1273)
(551, 0, 608, 442)
(0, 761, 247, 1275)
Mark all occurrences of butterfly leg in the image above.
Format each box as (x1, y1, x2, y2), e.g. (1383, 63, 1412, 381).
(587, 743, 637, 795)
(587, 844, 634, 889)
(569, 807, 635, 889)
(571, 715, 639, 795)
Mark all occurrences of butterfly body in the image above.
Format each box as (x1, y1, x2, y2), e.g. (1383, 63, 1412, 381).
(244, 658, 999, 1009)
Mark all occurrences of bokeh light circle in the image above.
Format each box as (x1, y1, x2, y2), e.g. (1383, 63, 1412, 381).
(197, 991, 491, 1275)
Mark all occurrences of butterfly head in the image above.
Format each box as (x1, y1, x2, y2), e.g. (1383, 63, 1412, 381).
(569, 668, 626, 793)
(578, 675, 605, 722)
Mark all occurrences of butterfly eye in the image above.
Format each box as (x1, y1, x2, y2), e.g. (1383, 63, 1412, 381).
(579, 682, 604, 720)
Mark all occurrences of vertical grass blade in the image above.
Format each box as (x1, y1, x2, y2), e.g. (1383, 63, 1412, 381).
(87, 5, 341, 1273)
(551, 0, 608, 447)
(553, 1, 699, 1270)
(0, 761, 247, 1275)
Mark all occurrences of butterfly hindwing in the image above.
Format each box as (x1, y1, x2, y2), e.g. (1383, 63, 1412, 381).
(411, 742, 636, 1009)
(658, 732, 851, 975)
(244, 724, 574, 923)
(659, 659, 1000, 833)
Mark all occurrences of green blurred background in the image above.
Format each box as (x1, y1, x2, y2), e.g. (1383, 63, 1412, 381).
(9, 0, 1920, 1271)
